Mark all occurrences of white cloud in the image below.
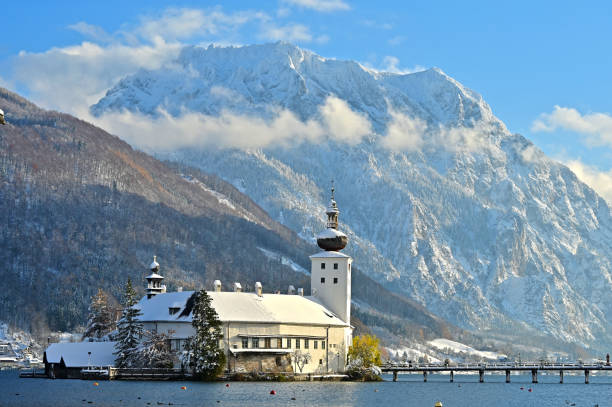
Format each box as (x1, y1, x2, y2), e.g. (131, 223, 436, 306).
(381, 110, 495, 153)
(388, 36, 406, 46)
(361, 20, 393, 30)
(532, 106, 612, 148)
(283, 0, 350, 12)
(135, 8, 267, 41)
(363, 56, 426, 75)
(259, 23, 314, 42)
(11, 39, 181, 113)
(86, 96, 371, 151)
(68, 22, 112, 42)
(564, 159, 612, 203)
(318, 97, 372, 144)
(381, 111, 427, 151)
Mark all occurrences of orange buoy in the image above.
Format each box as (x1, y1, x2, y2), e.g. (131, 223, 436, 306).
(180, 386, 187, 390)
(270, 390, 276, 395)
(93, 382, 99, 386)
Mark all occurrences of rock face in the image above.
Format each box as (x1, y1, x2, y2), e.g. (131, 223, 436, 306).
(92, 42, 612, 351)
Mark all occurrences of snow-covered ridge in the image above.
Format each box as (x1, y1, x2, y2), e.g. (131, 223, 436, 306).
(92, 42, 612, 352)
(258, 247, 308, 275)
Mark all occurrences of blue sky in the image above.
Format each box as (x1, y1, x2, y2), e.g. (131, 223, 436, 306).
(2, 0, 612, 199)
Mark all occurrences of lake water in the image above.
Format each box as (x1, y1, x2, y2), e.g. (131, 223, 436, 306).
(1, 370, 611, 407)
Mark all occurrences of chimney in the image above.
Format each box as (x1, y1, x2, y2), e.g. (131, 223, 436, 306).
(255, 282, 263, 297)
(233, 282, 242, 293)
(213, 280, 222, 292)
(177, 286, 183, 292)
(288, 285, 296, 295)
(297, 288, 304, 296)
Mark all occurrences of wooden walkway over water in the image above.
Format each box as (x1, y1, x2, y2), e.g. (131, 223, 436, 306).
(381, 363, 612, 384)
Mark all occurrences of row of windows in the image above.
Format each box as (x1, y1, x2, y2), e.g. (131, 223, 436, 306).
(321, 263, 339, 270)
(240, 337, 326, 350)
(320, 277, 339, 284)
(320, 262, 351, 271)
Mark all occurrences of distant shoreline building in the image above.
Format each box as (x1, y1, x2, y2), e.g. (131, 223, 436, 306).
(44, 185, 354, 375)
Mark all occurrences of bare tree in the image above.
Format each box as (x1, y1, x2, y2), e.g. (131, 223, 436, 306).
(292, 350, 312, 373)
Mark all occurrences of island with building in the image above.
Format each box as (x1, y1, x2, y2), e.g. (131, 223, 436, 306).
(38, 187, 373, 381)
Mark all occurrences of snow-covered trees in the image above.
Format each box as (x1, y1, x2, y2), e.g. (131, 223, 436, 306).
(138, 331, 173, 368)
(181, 289, 225, 380)
(82, 288, 116, 341)
(114, 279, 143, 368)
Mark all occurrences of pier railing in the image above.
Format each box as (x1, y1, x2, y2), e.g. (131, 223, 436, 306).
(381, 362, 612, 384)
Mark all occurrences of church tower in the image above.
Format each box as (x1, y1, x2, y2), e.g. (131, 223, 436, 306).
(310, 184, 352, 325)
(146, 256, 166, 299)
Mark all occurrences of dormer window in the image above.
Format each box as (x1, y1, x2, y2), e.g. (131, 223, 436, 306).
(168, 307, 180, 315)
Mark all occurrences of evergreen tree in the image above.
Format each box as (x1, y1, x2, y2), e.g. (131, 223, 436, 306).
(182, 289, 225, 380)
(82, 288, 115, 341)
(114, 278, 144, 368)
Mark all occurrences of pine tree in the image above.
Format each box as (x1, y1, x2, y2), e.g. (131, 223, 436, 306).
(82, 288, 115, 341)
(114, 278, 144, 368)
(182, 289, 225, 380)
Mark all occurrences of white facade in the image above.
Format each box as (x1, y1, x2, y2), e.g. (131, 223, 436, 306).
(310, 251, 352, 326)
(136, 289, 352, 373)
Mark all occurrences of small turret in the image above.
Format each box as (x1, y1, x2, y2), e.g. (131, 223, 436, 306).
(146, 256, 166, 299)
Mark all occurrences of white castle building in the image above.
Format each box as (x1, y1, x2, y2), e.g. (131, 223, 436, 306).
(43, 187, 354, 375)
(136, 186, 353, 374)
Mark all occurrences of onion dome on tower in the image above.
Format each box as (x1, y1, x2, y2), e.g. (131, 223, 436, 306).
(316, 183, 348, 251)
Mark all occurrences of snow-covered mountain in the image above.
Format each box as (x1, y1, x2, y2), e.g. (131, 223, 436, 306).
(92, 42, 612, 352)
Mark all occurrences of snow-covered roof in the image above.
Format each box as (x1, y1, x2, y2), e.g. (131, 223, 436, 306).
(316, 228, 347, 240)
(45, 341, 117, 367)
(309, 251, 350, 259)
(146, 273, 164, 280)
(136, 291, 348, 327)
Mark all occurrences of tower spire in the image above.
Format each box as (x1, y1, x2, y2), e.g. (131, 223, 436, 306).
(326, 181, 339, 230)
(317, 182, 348, 251)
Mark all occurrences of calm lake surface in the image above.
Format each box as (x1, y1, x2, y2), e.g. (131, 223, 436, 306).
(1, 370, 611, 407)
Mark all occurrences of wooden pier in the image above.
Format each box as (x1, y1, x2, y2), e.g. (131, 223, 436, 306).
(382, 363, 612, 384)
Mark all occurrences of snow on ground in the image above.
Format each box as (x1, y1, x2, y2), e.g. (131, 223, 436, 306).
(386, 338, 508, 365)
(428, 338, 506, 361)
(0, 322, 42, 362)
(258, 247, 309, 275)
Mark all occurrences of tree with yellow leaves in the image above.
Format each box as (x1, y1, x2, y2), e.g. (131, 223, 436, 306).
(348, 335, 382, 370)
